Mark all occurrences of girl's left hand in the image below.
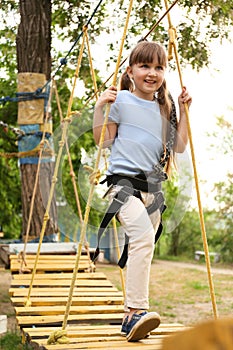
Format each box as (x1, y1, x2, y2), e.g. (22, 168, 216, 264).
(178, 86, 192, 111)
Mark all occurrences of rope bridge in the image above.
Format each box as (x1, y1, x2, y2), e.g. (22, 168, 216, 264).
(5, 0, 220, 348)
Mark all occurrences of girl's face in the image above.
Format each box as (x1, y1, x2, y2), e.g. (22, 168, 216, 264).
(127, 57, 165, 101)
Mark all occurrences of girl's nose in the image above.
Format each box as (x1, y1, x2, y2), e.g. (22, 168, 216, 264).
(148, 68, 156, 76)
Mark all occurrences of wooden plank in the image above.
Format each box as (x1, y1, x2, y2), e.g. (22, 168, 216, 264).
(10, 254, 90, 261)
(23, 324, 186, 339)
(15, 304, 124, 316)
(10, 263, 90, 273)
(12, 272, 105, 280)
(9, 287, 121, 297)
(23, 325, 121, 338)
(11, 296, 124, 306)
(16, 313, 124, 326)
(23, 324, 187, 350)
(11, 278, 114, 287)
(36, 336, 164, 350)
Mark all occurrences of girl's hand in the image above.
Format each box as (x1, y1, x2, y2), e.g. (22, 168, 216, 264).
(178, 86, 192, 112)
(95, 85, 117, 109)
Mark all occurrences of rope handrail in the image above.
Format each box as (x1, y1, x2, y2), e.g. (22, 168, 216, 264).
(164, 0, 218, 320)
(53, 78, 95, 272)
(24, 29, 88, 308)
(47, 0, 135, 343)
(18, 82, 54, 274)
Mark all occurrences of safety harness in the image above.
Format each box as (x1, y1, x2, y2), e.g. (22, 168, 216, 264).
(92, 95, 177, 268)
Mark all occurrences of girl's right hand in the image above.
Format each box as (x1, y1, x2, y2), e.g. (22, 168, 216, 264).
(95, 86, 117, 109)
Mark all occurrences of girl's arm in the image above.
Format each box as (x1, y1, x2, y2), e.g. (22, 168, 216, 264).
(93, 86, 118, 147)
(174, 86, 192, 153)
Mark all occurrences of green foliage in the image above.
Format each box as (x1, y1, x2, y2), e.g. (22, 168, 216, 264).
(0, 331, 33, 350)
(207, 116, 233, 262)
(156, 173, 224, 260)
(213, 174, 233, 262)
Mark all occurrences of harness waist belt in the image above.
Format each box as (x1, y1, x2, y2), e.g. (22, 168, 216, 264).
(103, 174, 162, 193)
(92, 184, 166, 268)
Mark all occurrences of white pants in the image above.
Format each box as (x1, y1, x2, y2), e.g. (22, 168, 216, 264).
(108, 186, 161, 311)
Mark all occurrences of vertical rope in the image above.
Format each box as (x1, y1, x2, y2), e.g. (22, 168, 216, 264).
(25, 33, 87, 308)
(59, 0, 134, 334)
(84, 30, 99, 100)
(112, 218, 126, 299)
(19, 81, 54, 274)
(164, 0, 218, 319)
(24, 120, 70, 307)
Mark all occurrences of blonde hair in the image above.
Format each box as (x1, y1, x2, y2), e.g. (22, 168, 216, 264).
(120, 41, 176, 175)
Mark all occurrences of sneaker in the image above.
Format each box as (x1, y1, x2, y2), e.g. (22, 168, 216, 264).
(126, 311, 161, 342)
(121, 316, 128, 336)
(121, 314, 150, 338)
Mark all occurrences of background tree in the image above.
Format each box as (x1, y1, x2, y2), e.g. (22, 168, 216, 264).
(16, 0, 58, 240)
(208, 117, 233, 262)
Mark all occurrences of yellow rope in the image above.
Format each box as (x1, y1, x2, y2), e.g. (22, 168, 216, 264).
(66, 27, 86, 119)
(25, 33, 87, 309)
(164, 0, 218, 320)
(84, 30, 99, 100)
(56, 0, 134, 338)
(19, 83, 55, 274)
(24, 125, 70, 307)
(112, 218, 126, 299)
(0, 143, 53, 159)
(53, 35, 96, 272)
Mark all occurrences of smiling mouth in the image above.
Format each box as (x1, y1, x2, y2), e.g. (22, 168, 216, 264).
(145, 80, 156, 84)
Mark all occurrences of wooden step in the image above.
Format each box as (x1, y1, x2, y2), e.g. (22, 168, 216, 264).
(10, 254, 92, 273)
(11, 278, 114, 288)
(11, 296, 124, 306)
(23, 324, 187, 350)
(16, 313, 124, 327)
(23, 324, 187, 340)
(12, 272, 105, 280)
(9, 287, 121, 297)
(15, 304, 124, 316)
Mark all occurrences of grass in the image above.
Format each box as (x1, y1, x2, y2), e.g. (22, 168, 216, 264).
(0, 332, 33, 350)
(98, 259, 233, 326)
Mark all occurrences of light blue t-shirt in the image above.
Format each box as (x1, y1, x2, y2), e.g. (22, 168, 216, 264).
(107, 90, 163, 176)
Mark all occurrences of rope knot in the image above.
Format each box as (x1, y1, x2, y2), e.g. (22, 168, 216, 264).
(47, 330, 69, 345)
(83, 165, 101, 185)
(168, 26, 177, 60)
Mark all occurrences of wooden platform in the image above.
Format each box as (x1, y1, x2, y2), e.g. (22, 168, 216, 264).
(10, 253, 187, 349)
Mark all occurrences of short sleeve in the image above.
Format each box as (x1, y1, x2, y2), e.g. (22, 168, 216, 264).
(108, 100, 120, 124)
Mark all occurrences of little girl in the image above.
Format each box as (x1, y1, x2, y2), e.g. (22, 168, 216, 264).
(93, 40, 192, 342)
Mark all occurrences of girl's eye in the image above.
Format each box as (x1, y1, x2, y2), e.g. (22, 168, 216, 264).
(156, 66, 163, 70)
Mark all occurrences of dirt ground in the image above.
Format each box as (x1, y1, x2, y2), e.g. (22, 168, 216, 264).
(0, 259, 233, 332)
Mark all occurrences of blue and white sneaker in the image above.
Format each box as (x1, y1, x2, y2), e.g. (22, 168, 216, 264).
(121, 315, 129, 336)
(125, 311, 161, 342)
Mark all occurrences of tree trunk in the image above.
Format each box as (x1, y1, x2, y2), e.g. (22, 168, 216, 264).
(17, 0, 58, 240)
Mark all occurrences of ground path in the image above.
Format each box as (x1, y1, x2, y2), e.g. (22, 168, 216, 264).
(155, 259, 233, 276)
